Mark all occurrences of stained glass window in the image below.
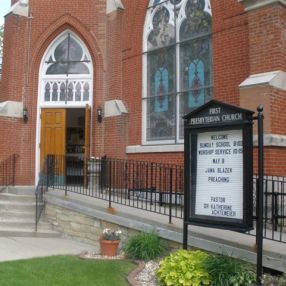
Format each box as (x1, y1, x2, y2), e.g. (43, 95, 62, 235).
(41, 31, 93, 106)
(46, 35, 90, 75)
(144, 0, 212, 143)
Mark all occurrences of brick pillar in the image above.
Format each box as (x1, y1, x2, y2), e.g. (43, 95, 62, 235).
(239, 0, 286, 175)
(104, 7, 128, 159)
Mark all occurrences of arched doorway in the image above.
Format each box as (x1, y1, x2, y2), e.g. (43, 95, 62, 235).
(36, 30, 93, 185)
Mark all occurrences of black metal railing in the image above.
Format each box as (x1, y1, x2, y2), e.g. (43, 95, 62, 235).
(35, 155, 53, 231)
(0, 154, 17, 192)
(50, 155, 184, 223)
(252, 175, 286, 242)
(45, 154, 286, 243)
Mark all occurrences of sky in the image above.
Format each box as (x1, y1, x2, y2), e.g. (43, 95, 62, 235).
(0, 0, 11, 26)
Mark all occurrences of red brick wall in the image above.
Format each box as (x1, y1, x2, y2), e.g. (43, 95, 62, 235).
(103, 10, 128, 158)
(0, 80, 3, 100)
(270, 89, 286, 135)
(0, 117, 32, 185)
(253, 147, 286, 176)
(212, 0, 249, 105)
(128, 152, 184, 166)
(245, 3, 286, 176)
(247, 4, 286, 74)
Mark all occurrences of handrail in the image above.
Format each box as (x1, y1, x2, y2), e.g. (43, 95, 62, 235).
(35, 155, 51, 231)
(0, 154, 17, 192)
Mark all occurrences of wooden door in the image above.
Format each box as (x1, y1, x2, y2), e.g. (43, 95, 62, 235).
(84, 104, 91, 188)
(40, 109, 66, 173)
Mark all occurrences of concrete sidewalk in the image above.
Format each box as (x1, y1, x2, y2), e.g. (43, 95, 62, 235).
(0, 237, 96, 262)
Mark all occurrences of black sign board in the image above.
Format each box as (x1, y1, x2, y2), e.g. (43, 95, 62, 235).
(184, 100, 254, 232)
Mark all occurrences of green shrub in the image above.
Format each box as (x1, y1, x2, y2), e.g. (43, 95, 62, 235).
(156, 250, 211, 286)
(124, 231, 166, 260)
(203, 253, 256, 286)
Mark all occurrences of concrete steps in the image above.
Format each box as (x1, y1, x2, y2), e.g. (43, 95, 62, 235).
(0, 210, 35, 220)
(0, 187, 61, 238)
(0, 227, 61, 238)
(0, 193, 35, 203)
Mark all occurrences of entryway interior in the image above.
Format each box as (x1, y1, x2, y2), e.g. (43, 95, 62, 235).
(39, 107, 87, 185)
(66, 108, 86, 185)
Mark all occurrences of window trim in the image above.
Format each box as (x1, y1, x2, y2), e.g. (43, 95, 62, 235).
(39, 30, 93, 108)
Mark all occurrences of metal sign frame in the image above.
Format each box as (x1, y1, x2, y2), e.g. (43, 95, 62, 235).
(184, 100, 254, 232)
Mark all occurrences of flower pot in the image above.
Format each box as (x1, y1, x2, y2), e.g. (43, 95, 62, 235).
(100, 240, 120, 257)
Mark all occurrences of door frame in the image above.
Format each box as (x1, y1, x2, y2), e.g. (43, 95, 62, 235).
(35, 30, 94, 185)
(35, 105, 93, 185)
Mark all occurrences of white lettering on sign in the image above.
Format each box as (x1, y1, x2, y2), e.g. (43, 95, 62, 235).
(189, 112, 243, 125)
(194, 129, 243, 220)
(222, 113, 243, 121)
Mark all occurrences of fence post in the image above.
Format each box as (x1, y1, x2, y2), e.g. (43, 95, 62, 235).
(274, 194, 278, 232)
(256, 105, 264, 286)
(35, 194, 38, 232)
(12, 154, 16, 186)
(169, 168, 173, 224)
(109, 160, 112, 209)
(64, 156, 68, 196)
(46, 156, 49, 193)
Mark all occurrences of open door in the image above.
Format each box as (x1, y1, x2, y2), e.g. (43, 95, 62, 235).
(84, 104, 91, 188)
(40, 109, 66, 182)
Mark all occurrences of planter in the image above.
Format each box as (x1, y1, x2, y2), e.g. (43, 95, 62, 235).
(100, 240, 120, 257)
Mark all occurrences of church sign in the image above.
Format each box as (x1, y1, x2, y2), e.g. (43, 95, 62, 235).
(184, 100, 254, 232)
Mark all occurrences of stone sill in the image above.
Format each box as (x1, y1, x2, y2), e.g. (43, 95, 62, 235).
(239, 0, 286, 11)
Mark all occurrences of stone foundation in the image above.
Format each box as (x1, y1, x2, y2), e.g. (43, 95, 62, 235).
(45, 204, 180, 253)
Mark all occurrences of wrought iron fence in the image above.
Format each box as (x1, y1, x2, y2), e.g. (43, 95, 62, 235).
(252, 175, 286, 242)
(50, 155, 184, 223)
(45, 154, 286, 243)
(0, 154, 17, 192)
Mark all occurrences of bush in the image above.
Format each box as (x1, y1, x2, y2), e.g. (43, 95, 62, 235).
(203, 253, 256, 286)
(156, 250, 211, 286)
(124, 231, 167, 260)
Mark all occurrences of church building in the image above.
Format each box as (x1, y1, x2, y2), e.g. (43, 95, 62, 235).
(0, 0, 286, 185)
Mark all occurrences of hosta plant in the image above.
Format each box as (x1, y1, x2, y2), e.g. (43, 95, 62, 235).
(156, 250, 211, 286)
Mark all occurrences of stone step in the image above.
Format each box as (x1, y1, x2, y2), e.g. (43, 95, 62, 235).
(6, 186, 36, 196)
(0, 210, 35, 220)
(0, 201, 35, 212)
(0, 187, 59, 238)
(0, 193, 35, 203)
(0, 226, 62, 238)
(0, 220, 52, 230)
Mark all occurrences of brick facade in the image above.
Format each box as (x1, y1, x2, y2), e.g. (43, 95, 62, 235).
(0, 0, 285, 184)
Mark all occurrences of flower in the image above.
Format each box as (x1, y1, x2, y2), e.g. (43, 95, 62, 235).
(101, 228, 122, 241)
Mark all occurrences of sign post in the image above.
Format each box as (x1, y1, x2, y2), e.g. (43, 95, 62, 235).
(183, 100, 254, 240)
(256, 106, 264, 285)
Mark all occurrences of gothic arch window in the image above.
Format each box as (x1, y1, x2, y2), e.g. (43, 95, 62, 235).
(143, 0, 212, 143)
(40, 31, 93, 107)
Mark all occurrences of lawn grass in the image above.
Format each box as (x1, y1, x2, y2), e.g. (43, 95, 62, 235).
(0, 255, 136, 286)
